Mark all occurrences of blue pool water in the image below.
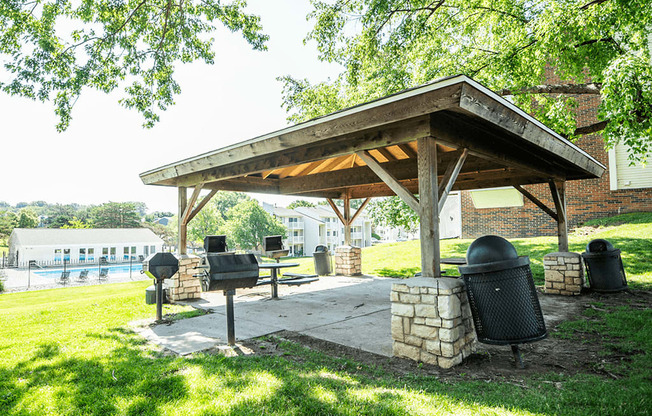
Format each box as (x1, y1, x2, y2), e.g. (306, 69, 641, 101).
(33, 264, 143, 279)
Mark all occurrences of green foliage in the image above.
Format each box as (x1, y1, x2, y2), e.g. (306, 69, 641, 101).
(0, 211, 18, 238)
(143, 221, 176, 247)
(282, 0, 652, 161)
(367, 197, 419, 231)
(212, 191, 251, 221)
(287, 199, 317, 209)
(222, 199, 286, 250)
(17, 208, 38, 228)
(187, 201, 223, 245)
(61, 216, 92, 229)
(0, 0, 268, 130)
(90, 202, 141, 228)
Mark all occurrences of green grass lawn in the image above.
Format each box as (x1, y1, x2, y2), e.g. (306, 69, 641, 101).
(1, 214, 650, 415)
(288, 213, 652, 289)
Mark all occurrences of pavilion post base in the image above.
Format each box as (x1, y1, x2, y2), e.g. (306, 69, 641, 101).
(391, 277, 476, 369)
(543, 252, 584, 296)
(168, 255, 202, 301)
(334, 246, 362, 276)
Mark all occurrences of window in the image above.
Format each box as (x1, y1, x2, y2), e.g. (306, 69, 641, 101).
(293, 231, 299, 237)
(54, 249, 62, 262)
(151, 245, 156, 254)
(123, 247, 129, 260)
(110, 247, 116, 261)
(88, 248, 95, 261)
(63, 249, 70, 262)
(79, 248, 86, 262)
(470, 187, 524, 209)
(131, 246, 136, 254)
(144, 246, 149, 256)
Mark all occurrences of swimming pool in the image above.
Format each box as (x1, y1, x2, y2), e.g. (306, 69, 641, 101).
(33, 264, 144, 279)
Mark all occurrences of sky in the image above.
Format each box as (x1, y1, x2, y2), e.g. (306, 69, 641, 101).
(0, 0, 341, 213)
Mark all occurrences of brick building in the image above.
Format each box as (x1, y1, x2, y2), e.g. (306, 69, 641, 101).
(461, 71, 652, 238)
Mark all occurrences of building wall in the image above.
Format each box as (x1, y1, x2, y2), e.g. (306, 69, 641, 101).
(461, 70, 652, 238)
(11, 241, 163, 267)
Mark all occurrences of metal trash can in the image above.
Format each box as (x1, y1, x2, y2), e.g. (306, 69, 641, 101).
(581, 239, 627, 292)
(145, 283, 169, 304)
(459, 235, 547, 367)
(313, 244, 332, 276)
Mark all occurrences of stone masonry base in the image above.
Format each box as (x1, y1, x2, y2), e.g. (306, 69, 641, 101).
(391, 277, 476, 369)
(169, 255, 202, 301)
(335, 246, 361, 276)
(543, 252, 584, 296)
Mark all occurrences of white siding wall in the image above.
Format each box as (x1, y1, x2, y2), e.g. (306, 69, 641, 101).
(609, 143, 652, 190)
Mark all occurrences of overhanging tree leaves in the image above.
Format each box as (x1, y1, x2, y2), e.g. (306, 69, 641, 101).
(0, 0, 268, 130)
(281, 0, 652, 162)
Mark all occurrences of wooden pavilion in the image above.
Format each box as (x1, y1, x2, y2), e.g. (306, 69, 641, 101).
(140, 75, 605, 278)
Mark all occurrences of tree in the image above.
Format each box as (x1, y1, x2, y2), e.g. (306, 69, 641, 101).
(91, 202, 141, 228)
(287, 199, 317, 209)
(187, 202, 224, 245)
(0, 0, 268, 131)
(17, 208, 39, 228)
(367, 197, 419, 232)
(212, 191, 251, 220)
(61, 217, 92, 229)
(0, 212, 18, 238)
(281, 0, 652, 162)
(222, 200, 286, 250)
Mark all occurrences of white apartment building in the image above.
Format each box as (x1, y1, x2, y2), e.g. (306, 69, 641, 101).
(263, 203, 373, 256)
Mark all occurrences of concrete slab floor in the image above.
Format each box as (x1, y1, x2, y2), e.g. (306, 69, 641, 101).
(136, 275, 395, 356)
(135, 275, 583, 360)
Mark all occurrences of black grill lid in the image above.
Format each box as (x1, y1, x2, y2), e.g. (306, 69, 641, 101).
(204, 235, 227, 253)
(145, 252, 179, 279)
(586, 239, 615, 253)
(466, 235, 518, 265)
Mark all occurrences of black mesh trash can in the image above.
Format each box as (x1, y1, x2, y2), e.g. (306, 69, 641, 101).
(582, 239, 627, 292)
(459, 236, 547, 366)
(313, 244, 332, 276)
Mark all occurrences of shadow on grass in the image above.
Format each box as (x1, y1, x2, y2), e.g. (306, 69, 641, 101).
(2, 321, 650, 415)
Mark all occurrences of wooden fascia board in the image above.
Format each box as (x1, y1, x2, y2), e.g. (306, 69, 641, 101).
(458, 83, 605, 178)
(140, 84, 461, 186)
(170, 116, 430, 188)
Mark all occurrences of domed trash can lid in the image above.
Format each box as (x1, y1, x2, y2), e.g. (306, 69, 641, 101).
(460, 235, 529, 274)
(586, 239, 616, 253)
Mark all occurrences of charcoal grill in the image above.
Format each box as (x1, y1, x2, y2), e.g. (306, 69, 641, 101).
(459, 235, 547, 368)
(197, 252, 259, 345)
(263, 235, 289, 262)
(143, 252, 179, 322)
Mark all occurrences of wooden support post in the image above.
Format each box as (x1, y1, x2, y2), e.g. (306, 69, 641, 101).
(343, 191, 352, 246)
(549, 181, 568, 252)
(178, 187, 188, 255)
(418, 137, 441, 278)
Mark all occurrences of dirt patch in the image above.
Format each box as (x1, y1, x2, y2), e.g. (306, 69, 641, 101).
(238, 289, 652, 382)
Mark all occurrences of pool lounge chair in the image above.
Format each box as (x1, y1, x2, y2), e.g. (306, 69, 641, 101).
(99, 268, 109, 282)
(76, 270, 89, 282)
(58, 271, 70, 285)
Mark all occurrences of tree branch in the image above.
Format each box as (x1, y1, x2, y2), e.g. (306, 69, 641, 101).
(497, 83, 602, 96)
(580, 0, 609, 10)
(573, 120, 608, 136)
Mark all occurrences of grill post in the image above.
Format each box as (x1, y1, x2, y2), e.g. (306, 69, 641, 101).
(225, 289, 236, 346)
(156, 277, 164, 322)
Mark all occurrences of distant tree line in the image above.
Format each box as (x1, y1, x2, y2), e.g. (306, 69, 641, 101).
(0, 200, 175, 245)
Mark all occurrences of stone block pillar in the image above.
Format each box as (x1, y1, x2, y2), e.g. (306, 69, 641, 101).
(334, 246, 361, 276)
(391, 277, 476, 369)
(543, 252, 584, 296)
(168, 254, 202, 301)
